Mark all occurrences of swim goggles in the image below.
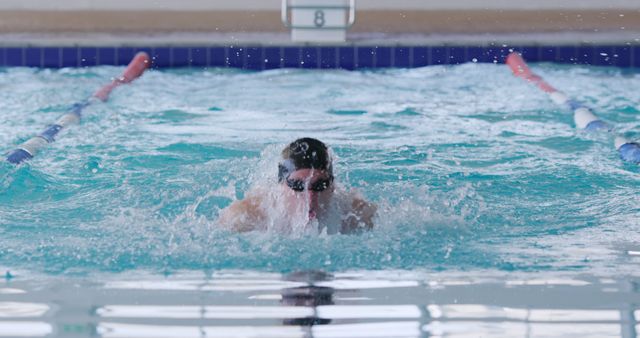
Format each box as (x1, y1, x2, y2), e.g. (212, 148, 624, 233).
(286, 176, 334, 192)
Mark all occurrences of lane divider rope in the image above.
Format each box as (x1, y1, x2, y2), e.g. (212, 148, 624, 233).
(5, 52, 150, 165)
(506, 52, 640, 164)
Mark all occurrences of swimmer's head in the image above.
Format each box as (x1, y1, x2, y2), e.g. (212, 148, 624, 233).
(278, 138, 333, 183)
(278, 138, 334, 221)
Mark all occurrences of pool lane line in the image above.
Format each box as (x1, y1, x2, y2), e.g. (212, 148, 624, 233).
(5, 52, 151, 165)
(506, 52, 640, 164)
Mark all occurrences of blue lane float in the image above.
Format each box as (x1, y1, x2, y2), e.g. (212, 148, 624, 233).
(506, 52, 640, 164)
(5, 52, 150, 165)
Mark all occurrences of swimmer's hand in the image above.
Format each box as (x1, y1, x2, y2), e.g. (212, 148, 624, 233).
(217, 196, 266, 233)
(340, 197, 377, 234)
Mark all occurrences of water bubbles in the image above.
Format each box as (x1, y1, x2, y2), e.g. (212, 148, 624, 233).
(84, 157, 103, 174)
(444, 246, 452, 259)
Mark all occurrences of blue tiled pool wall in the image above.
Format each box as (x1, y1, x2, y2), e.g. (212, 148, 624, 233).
(0, 45, 638, 68)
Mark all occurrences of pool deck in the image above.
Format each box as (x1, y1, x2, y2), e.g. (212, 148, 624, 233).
(0, 10, 639, 41)
(0, 0, 639, 45)
(0, 0, 638, 68)
(1, 31, 639, 48)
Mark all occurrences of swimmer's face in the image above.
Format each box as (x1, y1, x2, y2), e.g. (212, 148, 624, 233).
(282, 168, 334, 220)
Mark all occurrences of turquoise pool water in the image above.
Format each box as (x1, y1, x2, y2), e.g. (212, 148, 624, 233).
(0, 63, 639, 337)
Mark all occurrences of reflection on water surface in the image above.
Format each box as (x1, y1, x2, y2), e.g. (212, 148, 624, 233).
(1, 270, 639, 337)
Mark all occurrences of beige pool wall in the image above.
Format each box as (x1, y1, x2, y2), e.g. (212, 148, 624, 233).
(0, 0, 638, 45)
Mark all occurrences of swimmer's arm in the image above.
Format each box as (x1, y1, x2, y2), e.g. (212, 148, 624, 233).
(217, 196, 266, 233)
(340, 197, 377, 234)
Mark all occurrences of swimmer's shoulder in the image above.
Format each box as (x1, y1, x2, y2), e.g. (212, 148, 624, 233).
(218, 193, 266, 233)
(338, 188, 377, 234)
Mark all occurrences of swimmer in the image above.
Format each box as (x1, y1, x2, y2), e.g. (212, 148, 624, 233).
(217, 138, 376, 234)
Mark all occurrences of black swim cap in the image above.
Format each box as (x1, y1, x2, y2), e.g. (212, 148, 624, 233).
(278, 138, 333, 182)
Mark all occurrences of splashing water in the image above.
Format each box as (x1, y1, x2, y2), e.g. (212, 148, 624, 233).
(0, 64, 639, 278)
